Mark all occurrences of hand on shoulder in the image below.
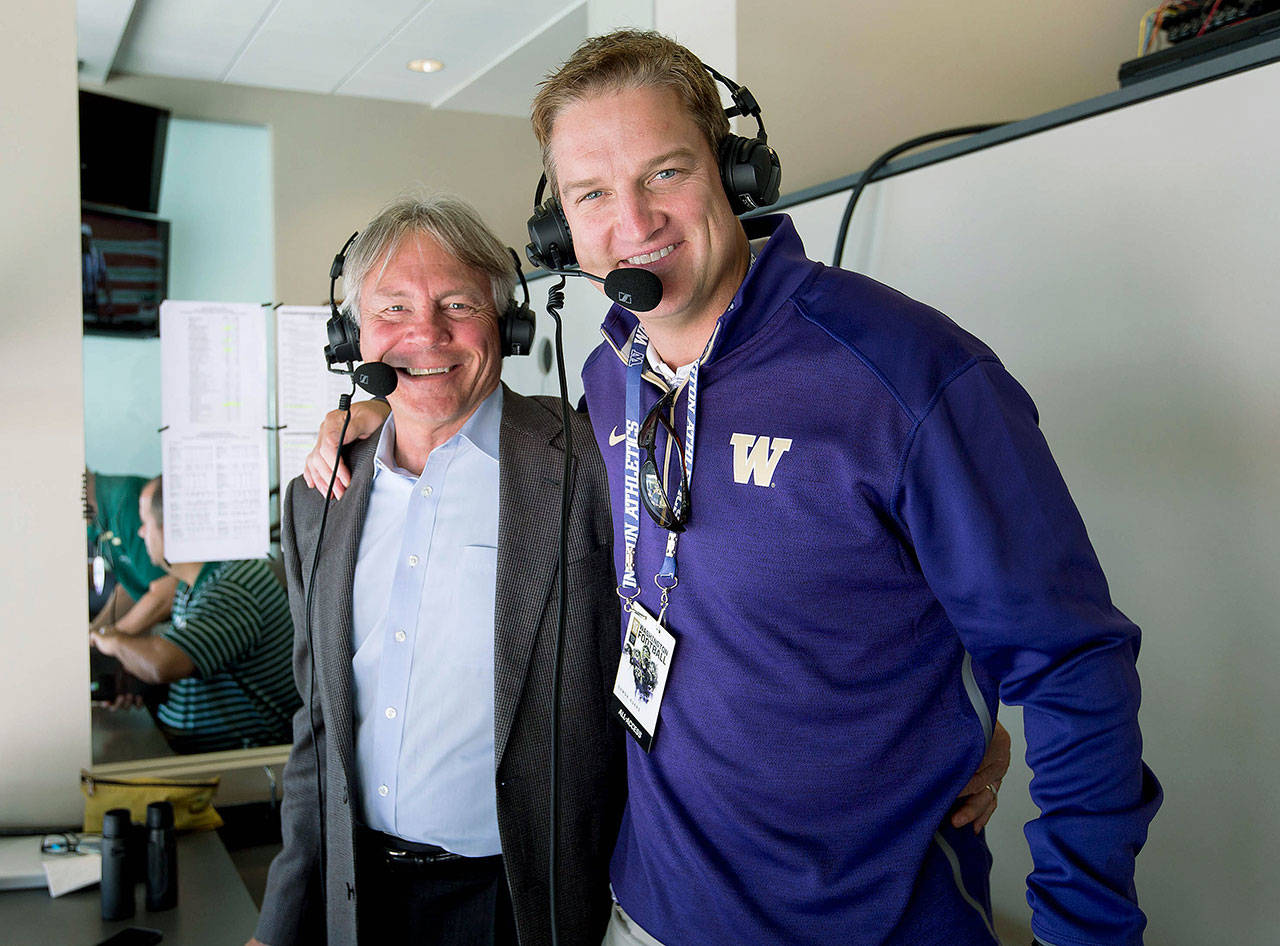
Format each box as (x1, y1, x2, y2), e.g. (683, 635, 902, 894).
(301, 400, 390, 499)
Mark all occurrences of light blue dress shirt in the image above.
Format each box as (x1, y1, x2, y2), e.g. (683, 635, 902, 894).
(351, 385, 502, 855)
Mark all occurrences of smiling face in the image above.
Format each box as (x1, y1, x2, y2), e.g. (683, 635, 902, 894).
(549, 84, 750, 365)
(357, 231, 503, 460)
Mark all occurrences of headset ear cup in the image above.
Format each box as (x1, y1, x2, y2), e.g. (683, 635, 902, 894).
(718, 134, 745, 211)
(324, 306, 361, 365)
(718, 135, 782, 215)
(323, 230, 362, 366)
(501, 300, 536, 357)
(749, 140, 782, 209)
(526, 196, 576, 270)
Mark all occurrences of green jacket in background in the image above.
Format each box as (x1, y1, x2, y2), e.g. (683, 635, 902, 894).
(88, 473, 165, 601)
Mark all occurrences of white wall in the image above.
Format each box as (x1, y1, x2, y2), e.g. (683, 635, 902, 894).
(503, 272, 610, 401)
(737, 0, 1158, 199)
(0, 0, 91, 828)
(800, 61, 1280, 944)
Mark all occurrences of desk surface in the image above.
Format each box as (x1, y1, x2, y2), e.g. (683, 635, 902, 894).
(0, 830, 259, 945)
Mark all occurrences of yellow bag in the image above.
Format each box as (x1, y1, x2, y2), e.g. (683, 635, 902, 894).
(80, 770, 223, 833)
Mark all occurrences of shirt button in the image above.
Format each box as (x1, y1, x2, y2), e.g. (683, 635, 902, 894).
(420, 485, 433, 497)
(385, 706, 397, 719)
(407, 554, 419, 567)
(394, 629, 407, 642)
(378, 784, 389, 797)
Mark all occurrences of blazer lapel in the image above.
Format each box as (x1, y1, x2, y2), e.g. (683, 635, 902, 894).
(493, 391, 568, 769)
(311, 434, 380, 792)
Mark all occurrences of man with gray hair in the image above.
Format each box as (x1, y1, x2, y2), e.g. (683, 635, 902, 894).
(251, 194, 623, 946)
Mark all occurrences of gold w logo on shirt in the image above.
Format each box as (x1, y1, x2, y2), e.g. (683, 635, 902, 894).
(729, 433, 792, 487)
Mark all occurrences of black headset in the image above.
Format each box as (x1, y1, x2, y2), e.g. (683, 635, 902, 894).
(324, 232, 537, 369)
(525, 61, 782, 272)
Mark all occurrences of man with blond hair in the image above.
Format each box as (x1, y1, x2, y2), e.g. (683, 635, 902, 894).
(526, 29, 1160, 946)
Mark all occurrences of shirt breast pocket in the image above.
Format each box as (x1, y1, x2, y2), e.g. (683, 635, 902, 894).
(446, 544, 498, 671)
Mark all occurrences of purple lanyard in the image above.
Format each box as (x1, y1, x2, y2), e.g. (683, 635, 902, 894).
(619, 326, 705, 621)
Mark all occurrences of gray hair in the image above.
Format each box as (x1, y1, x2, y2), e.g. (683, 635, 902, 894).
(340, 194, 516, 326)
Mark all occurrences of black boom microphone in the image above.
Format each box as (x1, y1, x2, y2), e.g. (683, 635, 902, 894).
(602, 268, 663, 312)
(352, 361, 398, 397)
(550, 265, 663, 312)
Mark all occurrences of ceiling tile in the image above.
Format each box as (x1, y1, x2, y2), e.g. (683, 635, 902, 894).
(77, 0, 138, 84)
(339, 0, 580, 98)
(116, 0, 276, 80)
(86, 0, 591, 119)
(439, 4, 588, 117)
(226, 0, 425, 92)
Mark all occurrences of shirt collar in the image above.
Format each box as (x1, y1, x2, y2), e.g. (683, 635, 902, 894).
(373, 385, 503, 479)
(644, 345, 693, 389)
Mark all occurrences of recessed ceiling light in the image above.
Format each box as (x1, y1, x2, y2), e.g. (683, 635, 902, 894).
(407, 59, 444, 73)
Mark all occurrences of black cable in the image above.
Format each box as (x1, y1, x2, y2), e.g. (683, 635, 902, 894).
(303, 384, 356, 917)
(543, 274, 572, 946)
(832, 123, 1008, 268)
(702, 61, 769, 141)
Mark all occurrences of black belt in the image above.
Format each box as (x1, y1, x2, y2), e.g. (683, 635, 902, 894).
(358, 826, 495, 870)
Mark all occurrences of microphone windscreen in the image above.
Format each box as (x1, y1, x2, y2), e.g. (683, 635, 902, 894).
(353, 361, 398, 397)
(603, 268, 663, 312)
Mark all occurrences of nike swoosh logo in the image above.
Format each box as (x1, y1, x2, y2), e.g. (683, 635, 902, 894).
(608, 427, 627, 447)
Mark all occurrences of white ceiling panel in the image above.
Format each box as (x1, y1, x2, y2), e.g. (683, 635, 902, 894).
(116, 0, 276, 80)
(252, 0, 424, 38)
(226, 0, 426, 94)
(228, 27, 392, 95)
(86, 0, 591, 118)
(339, 0, 581, 100)
(77, 0, 139, 84)
(439, 4, 588, 117)
(332, 76, 455, 107)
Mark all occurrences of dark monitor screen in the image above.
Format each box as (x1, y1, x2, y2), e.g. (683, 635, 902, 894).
(82, 204, 169, 337)
(78, 90, 170, 214)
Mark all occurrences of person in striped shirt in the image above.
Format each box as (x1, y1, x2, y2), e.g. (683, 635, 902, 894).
(90, 475, 301, 753)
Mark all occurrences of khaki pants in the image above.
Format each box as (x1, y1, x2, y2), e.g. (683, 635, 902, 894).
(602, 900, 668, 946)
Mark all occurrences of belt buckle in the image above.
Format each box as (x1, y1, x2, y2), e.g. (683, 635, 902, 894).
(384, 846, 460, 866)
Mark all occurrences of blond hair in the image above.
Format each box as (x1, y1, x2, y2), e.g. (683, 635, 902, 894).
(530, 30, 728, 195)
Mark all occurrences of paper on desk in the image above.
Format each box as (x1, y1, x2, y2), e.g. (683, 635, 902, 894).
(162, 430, 270, 562)
(161, 301, 269, 430)
(43, 852, 101, 897)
